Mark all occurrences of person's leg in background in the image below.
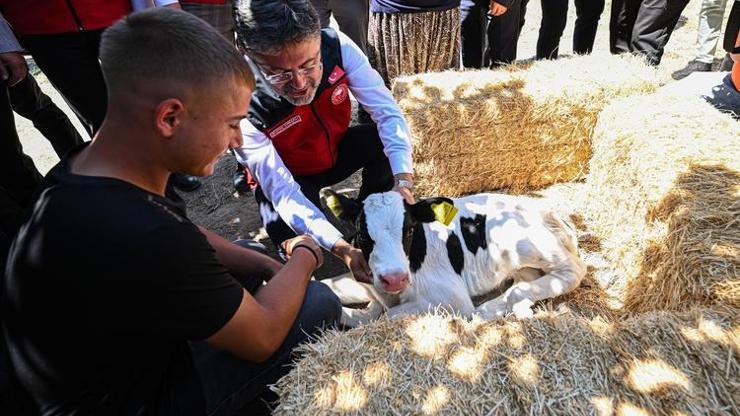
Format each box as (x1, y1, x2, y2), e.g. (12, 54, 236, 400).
(328, 0, 369, 54)
(573, 0, 605, 54)
(485, 0, 525, 67)
(0, 81, 42, 214)
(461, 0, 487, 68)
(19, 31, 106, 137)
(535, 0, 568, 59)
(609, 0, 641, 55)
(672, 0, 729, 79)
(9, 73, 83, 159)
(630, 0, 691, 65)
(310, 0, 332, 28)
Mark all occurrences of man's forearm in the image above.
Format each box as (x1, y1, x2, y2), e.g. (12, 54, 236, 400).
(198, 226, 282, 278)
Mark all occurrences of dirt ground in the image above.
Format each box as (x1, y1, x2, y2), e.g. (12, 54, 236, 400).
(13, 0, 732, 279)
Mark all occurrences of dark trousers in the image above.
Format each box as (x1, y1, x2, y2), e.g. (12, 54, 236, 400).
(573, 0, 606, 54)
(255, 124, 394, 251)
(461, 0, 529, 68)
(485, 0, 527, 66)
(610, 0, 690, 65)
(191, 240, 341, 416)
(461, 0, 488, 68)
(9, 74, 84, 158)
(520, 0, 605, 60)
(20, 30, 107, 136)
(0, 81, 42, 212)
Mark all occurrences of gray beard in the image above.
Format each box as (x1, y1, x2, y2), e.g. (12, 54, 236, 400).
(270, 83, 318, 106)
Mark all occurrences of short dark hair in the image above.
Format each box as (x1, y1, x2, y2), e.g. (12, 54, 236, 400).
(100, 8, 254, 93)
(233, 0, 321, 55)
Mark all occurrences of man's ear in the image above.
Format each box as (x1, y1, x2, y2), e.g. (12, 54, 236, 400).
(320, 189, 362, 224)
(407, 197, 457, 225)
(154, 98, 185, 138)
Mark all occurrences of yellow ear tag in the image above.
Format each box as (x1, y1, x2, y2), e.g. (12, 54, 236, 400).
(326, 194, 344, 219)
(431, 201, 458, 226)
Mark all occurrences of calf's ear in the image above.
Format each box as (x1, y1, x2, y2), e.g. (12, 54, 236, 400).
(407, 197, 458, 225)
(320, 189, 362, 223)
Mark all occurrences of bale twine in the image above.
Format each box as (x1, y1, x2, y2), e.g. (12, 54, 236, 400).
(392, 53, 658, 197)
(274, 307, 739, 415)
(583, 92, 740, 313)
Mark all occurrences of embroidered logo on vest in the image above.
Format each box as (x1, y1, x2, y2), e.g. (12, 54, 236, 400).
(328, 65, 345, 85)
(331, 84, 348, 105)
(269, 115, 302, 138)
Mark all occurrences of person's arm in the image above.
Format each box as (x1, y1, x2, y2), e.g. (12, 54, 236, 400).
(198, 226, 281, 279)
(338, 31, 416, 202)
(206, 235, 323, 361)
(233, 122, 345, 251)
(233, 123, 373, 283)
(0, 12, 27, 86)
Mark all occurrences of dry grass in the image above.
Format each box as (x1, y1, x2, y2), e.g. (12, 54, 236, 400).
(273, 70, 739, 416)
(392, 53, 659, 197)
(274, 307, 739, 415)
(582, 92, 740, 313)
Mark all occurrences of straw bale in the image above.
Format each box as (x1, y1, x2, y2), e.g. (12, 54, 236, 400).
(274, 307, 739, 415)
(582, 92, 740, 312)
(392, 53, 658, 197)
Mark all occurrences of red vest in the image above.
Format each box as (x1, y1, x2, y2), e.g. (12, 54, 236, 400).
(0, 0, 131, 35)
(247, 29, 352, 176)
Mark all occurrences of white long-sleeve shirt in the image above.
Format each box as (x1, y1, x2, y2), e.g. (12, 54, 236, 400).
(234, 31, 413, 251)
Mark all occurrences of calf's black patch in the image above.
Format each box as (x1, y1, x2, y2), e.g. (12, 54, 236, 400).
(446, 231, 465, 275)
(460, 214, 487, 255)
(408, 222, 427, 272)
(355, 211, 375, 262)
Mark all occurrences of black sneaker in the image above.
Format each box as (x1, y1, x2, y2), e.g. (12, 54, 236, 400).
(671, 60, 712, 80)
(169, 172, 201, 192)
(719, 53, 733, 72)
(233, 164, 251, 194)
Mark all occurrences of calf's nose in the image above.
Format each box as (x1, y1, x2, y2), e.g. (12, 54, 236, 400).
(379, 272, 409, 293)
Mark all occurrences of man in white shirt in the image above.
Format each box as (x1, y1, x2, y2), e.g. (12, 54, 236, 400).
(233, 0, 415, 283)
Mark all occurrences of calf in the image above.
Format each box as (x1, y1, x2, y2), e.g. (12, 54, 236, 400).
(324, 191, 586, 324)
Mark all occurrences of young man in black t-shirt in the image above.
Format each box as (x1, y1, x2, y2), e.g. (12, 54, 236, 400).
(1, 8, 341, 416)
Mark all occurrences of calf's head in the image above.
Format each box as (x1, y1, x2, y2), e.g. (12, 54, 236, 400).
(325, 191, 453, 295)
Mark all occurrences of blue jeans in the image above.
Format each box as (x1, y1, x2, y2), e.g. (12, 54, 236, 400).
(190, 240, 342, 415)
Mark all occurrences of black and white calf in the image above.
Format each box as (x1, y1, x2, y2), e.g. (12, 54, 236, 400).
(323, 191, 586, 324)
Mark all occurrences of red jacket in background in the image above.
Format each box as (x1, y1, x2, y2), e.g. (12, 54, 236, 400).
(0, 0, 131, 35)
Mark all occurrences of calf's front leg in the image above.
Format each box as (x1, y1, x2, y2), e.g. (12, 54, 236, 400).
(476, 268, 581, 319)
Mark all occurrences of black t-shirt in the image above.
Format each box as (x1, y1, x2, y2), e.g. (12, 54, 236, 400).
(1, 153, 244, 415)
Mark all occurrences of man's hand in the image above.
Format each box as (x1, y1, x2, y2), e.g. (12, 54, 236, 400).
(332, 239, 372, 284)
(281, 235, 324, 269)
(489, 1, 508, 16)
(0, 52, 27, 86)
(392, 173, 416, 204)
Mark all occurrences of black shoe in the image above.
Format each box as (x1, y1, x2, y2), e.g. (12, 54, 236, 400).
(233, 164, 250, 194)
(719, 53, 734, 72)
(671, 60, 712, 80)
(169, 173, 201, 192)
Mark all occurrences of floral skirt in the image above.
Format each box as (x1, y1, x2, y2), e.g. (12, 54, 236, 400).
(368, 7, 461, 85)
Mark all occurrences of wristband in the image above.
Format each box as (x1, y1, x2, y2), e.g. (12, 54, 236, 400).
(292, 244, 320, 268)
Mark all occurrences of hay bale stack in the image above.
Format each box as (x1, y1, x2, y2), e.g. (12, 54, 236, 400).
(274, 307, 739, 415)
(583, 92, 740, 312)
(392, 53, 658, 197)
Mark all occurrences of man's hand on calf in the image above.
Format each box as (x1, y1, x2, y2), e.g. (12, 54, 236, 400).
(393, 173, 416, 204)
(332, 239, 372, 284)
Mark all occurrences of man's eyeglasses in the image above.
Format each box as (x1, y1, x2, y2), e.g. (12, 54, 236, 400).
(259, 60, 323, 86)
